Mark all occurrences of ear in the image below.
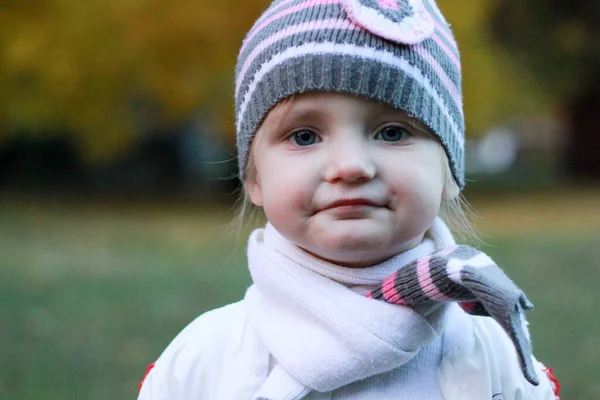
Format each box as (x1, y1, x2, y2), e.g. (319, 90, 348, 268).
(442, 186, 460, 201)
(441, 184, 453, 200)
(245, 177, 264, 207)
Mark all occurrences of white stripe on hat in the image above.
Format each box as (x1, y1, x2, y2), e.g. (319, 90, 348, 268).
(237, 41, 464, 146)
(236, 18, 360, 99)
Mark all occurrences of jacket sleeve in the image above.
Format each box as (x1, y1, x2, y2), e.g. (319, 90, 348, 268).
(136, 308, 229, 400)
(137, 301, 267, 400)
(472, 316, 558, 400)
(530, 360, 560, 400)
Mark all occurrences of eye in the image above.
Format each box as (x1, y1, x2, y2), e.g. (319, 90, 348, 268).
(291, 129, 319, 146)
(375, 126, 408, 142)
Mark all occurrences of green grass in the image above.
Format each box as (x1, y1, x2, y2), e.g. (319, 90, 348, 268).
(480, 235, 600, 398)
(0, 196, 598, 399)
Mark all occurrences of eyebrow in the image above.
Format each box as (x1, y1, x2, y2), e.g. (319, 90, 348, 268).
(276, 106, 328, 130)
(264, 97, 422, 136)
(372, 103, 412, 120)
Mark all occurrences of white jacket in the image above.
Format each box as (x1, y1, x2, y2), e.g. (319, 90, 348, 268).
(138, 300, 557, 400)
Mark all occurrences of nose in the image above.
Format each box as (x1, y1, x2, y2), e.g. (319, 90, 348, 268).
(323, 138, 376, 183)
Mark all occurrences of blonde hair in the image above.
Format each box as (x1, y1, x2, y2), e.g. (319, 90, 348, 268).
(232, 97, 295, 231)
(234, 98, 478, 242)
(438, 151, 478, 242)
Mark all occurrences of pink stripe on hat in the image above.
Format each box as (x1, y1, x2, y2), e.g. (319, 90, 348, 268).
(414, 44, 463, 115)
(432, 33, 460, 71)
(252, 0, 297, 29)
(235, 0, 467, 187)
(236, 18, 360, 98)
(240, 0, 342, 56)
(433, 19, 457, 48)
(424, 0, 458, 47)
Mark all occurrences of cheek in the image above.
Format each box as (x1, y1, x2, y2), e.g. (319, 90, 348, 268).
(390, 155, 445, 210)
(416, 147, 446, 192)
(257, 151, 316, 211)
(261, 175, 312, 218)
(261, 178, 313, 241)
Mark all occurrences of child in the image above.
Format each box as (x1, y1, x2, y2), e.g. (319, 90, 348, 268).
(138, 0, 560, 399)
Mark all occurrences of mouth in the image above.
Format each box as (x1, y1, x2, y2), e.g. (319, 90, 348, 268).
(320, 198, 387, 212)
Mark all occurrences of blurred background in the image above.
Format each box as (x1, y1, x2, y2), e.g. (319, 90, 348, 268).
(1, 0, 599, 398)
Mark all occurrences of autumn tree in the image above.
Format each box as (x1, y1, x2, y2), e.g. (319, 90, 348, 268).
(1, 0, 549, 167)
(0, 0, 269, 162)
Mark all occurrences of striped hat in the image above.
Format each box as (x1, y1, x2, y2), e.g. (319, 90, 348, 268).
(235, 0, 464, 188)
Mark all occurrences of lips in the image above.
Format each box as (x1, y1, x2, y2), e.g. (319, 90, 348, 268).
(318, 198, 387, 212)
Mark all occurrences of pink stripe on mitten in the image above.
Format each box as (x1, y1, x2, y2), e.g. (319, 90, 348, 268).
(366, 245, 539, 386)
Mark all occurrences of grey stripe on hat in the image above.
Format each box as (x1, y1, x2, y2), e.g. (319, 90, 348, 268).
(237, 31, 463, 125)
(236, 50, 464, 185)
(235, 0, 465, 187)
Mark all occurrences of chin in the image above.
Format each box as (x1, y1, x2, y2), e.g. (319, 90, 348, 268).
(321, 228, 381, 247)
(311, 235, 393, 267)
(321, 248, 393, 268)
(319, 229, 426, 266)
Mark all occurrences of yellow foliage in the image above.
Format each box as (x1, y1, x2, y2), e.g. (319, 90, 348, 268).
(0, 0, 550, 161)
(0, 0, 269, 161)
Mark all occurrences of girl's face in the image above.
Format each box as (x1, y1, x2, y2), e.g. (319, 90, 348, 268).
(247, 92, 446, 267)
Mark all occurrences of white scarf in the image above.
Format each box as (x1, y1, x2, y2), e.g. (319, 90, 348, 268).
(245, 218, 457, 399)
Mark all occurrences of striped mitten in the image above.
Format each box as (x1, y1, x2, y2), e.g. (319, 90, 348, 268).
(366, 245, 539, 386)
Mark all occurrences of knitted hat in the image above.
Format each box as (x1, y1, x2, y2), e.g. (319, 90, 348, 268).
(235, 0, 465, 188)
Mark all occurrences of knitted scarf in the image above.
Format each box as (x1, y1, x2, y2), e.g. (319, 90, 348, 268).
(245, 219, 537, 400)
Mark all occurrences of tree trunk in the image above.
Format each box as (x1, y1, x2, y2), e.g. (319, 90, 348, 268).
(566, 88, 600, 180)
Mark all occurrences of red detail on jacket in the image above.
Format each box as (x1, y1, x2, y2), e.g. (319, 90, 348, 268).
(139, 362, 156, 392)
(541, 365, 561, 399)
